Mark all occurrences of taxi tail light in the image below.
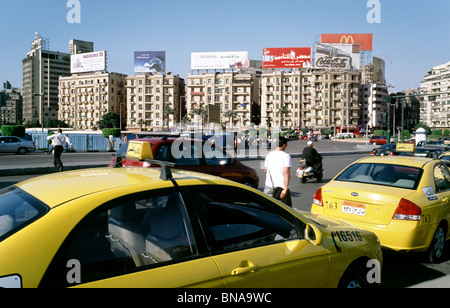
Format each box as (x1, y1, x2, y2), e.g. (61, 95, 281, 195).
(388, 152, 394, 156)
(313, 188, 323, 207)
(393, 198, 421, 221)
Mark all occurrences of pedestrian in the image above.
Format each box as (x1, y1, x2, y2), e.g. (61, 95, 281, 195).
(109, 134, 115, 152)
(264, 136, 292, 207)
(47, 129, 73, 172)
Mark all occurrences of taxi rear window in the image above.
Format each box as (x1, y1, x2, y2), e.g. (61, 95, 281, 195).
(0, 187, 49, 242)
(335, 163, 423, 189)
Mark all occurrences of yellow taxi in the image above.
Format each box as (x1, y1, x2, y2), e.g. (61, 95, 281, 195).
(439, 151, 450, 162)
(0, 164, 382, 288)
(311, 156, 450, 263)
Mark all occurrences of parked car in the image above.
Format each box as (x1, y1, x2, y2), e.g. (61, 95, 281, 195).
(0, 136, 35, 154)
(0, 166, 382, 288)
(109, 136, 259, 188)
(369, 136, 387, 146)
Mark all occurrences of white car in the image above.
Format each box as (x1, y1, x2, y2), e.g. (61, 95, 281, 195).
(0, 136, 35, 154)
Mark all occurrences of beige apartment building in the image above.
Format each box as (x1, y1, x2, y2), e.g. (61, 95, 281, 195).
(126, 73, 185, 131)
(58, 72, 127, 130)
(419, 61, 450, 130)
(185, 72, 254, 129)
(260, 69, 361, 130)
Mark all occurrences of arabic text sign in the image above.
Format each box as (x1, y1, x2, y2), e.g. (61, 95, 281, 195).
(191, 51, 248, 70)
(262, 48, 311, 69)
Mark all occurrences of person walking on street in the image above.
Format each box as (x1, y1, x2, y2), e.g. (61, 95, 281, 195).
(47, 129, 73, 172)
(264, 136, 292, 207)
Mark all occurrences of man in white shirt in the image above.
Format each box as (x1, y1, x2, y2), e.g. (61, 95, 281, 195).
(264, 136, 292, 207)
(47, 129, 73, 172)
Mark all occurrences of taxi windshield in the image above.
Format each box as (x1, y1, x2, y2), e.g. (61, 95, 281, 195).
(0, 187, 49, 242)
(335, 163, 423, 189)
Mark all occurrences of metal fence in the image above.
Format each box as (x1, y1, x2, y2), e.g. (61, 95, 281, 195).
(30, 133, 124, 152)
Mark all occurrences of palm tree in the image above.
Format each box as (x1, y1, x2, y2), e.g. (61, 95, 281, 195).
(225, 110, 237, 128)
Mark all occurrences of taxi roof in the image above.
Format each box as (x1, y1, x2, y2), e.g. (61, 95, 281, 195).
(356, 156, 435, 168)
(15, 167, 229, 208)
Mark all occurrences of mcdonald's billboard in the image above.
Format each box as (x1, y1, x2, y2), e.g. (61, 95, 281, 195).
(321, 34, 373, 51)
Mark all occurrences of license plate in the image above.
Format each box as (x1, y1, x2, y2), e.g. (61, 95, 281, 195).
(341, 201, 366, 216)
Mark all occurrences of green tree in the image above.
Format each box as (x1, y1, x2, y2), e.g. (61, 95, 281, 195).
(97, 112, 120, 130)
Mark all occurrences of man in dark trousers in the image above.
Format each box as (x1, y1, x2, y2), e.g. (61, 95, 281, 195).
(47, 129, 73, 172)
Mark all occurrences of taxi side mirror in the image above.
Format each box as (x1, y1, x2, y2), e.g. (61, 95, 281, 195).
(305, 223, 323, 246)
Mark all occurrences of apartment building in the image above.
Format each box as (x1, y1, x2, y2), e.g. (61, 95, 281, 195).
(58, 72, 127, 130)
(126, 73, 185, 131)
(260, 69, 361, 130)
(0, 86, 23, 125)
(186, 72, 254, 129)
(359, 83, 388, 130)
(419, 61, 450, 129)
(22, 33, 71, 125)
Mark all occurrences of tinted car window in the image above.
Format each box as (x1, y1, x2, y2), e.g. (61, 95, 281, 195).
(193, 188, 302, 252)
(0, 187, 48, 242)
(41, 191, 197, 287)
(335, 163, 422, 189)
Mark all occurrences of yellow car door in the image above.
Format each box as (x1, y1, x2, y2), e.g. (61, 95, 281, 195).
(212, 239, 330, 288)
(191, 186, 330, 288)
(40, 190, 224, 288)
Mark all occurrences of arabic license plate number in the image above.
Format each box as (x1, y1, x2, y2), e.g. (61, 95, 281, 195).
(341, 201, 366, 216)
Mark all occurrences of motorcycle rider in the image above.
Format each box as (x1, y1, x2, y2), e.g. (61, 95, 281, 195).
(302, 141, 323, 181)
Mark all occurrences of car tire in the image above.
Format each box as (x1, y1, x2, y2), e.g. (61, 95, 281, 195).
(338, 267, 368, 288)
(241, 178, 255, 188)
(17, 148, 28, 155)
(428, 224, 447, 263)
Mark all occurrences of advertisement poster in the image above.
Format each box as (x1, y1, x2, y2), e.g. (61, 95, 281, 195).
(262, 48, 311, 68)
(134, 51, 166, 73)
(71, 51, 106, 74)
(315, 43, 360, 70)
(321, 33, 373, 51)
(191, 51, 248, 70)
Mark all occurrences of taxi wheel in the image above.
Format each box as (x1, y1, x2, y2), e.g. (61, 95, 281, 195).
(428, 224, 446, 263)
(338, 266, 370, 288)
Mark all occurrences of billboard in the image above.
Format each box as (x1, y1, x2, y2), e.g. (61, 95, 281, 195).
(262, 48, 311, 69)
(191, 51, 248, 70)
(134, 51, 166, 74)
(321, 33, 373, 51)
(71, 51, 106, 74)
(373, 57, 386, 84)
(315, 43, 360, 70)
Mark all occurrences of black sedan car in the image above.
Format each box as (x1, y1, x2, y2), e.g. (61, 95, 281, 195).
(370, 143, 398, 156)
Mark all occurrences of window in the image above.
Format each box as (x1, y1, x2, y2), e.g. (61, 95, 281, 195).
(0, 187, 48, 242)
(434, 164, 450, 192)
(41, 191, 197, 287)
(194, 188, 301, 252)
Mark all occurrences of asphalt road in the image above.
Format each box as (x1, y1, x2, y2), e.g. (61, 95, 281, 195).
(0, 146, 449, 288)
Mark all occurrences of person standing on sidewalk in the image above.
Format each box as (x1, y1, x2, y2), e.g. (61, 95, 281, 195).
(47, 129, 73, 172)
(264, 136, 292, 207)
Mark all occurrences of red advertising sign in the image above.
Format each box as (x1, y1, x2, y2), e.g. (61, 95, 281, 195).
(262, 48, 311, 69)
(321, 33, 373, 51)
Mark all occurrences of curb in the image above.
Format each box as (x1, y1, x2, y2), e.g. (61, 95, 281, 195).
(0, 151, 371, 177)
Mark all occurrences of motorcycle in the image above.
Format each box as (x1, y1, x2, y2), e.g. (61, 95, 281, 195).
(296, 159, 323, 183)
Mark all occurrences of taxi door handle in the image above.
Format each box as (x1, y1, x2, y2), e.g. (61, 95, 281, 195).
(231, 260, 260, 276)
(442, 197, 449, 204)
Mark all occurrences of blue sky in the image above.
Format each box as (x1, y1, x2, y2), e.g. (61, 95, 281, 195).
(1, 0, 449, 91)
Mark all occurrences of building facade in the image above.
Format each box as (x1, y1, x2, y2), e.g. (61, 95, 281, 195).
(419, 61, 450, 129)
(0, 86, 23, 125)
(186, 72, 254, 129)
(58, 72, 127, 130)
(126, 73, 185, 131)
(22, 33, 71, 126)
(359, 83, 388, 131)
(260, 69, 361, 131)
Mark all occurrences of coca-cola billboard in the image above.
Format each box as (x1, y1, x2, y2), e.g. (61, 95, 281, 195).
(262, 48, 311, 69)
(314, 43, 360, 70)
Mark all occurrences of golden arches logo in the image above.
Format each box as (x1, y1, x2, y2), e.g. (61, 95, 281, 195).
(340, 35, 355, 44)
